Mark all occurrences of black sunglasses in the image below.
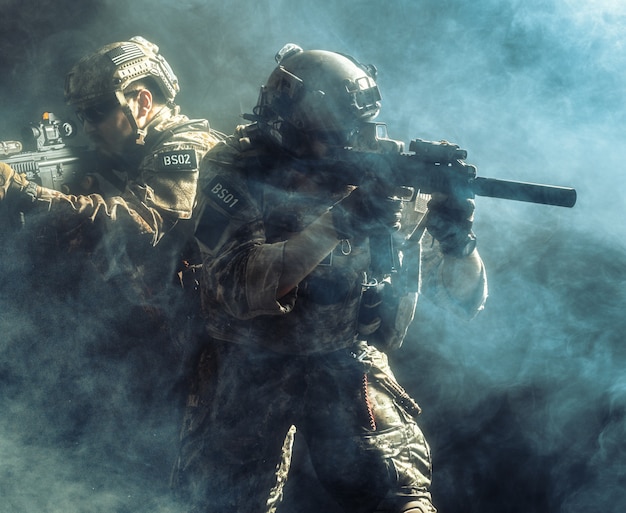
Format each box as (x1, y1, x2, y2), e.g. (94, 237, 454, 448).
(75, 90, 142, 125)
(75, 98, 120, 125)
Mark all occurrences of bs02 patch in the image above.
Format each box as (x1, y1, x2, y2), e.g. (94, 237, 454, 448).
(159, 150, 197, 170)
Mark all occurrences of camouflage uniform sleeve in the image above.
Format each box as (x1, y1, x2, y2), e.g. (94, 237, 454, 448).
(420, 231, 488, 319)
(140, 126, 221, 220)
(32, 124, 220, 248)
(195, 133, 296, 320)
(402, 191, 487, 320)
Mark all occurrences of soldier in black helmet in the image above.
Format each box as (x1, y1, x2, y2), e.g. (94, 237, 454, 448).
(171, 44, 487, 513)
(0, 36, 221, 488)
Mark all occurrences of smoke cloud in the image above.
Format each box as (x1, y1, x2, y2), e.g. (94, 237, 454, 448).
(1, 0, 624, 511)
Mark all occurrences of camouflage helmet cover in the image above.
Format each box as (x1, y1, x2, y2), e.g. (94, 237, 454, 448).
(64, 36, 179, 109)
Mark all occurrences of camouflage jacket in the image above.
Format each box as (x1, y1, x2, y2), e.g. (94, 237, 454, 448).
(30, 106, 222, 302)
(194, 124, 486, 355)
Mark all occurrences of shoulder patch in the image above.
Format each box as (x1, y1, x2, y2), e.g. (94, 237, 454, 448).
(195, 205, 231, 251)
(204, 176, 246, 213)
(158, 149, 198, 170)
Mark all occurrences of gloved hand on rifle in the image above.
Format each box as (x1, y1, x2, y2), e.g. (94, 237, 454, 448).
(425, 192, 477, 258)
(0, 162, 37, 202)
(331, 180, 403, 240)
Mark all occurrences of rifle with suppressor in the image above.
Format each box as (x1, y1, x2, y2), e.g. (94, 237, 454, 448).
(331, 122, 577, 208)
(328, 122, 577, 280)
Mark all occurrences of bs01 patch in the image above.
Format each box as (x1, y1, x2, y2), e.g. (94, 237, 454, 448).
(159, 150, 197, 170)
(204, 176, 245, 213)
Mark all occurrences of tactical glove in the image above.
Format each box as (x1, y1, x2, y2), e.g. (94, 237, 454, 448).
(331, 183, 403, 240)
(425, 192, 476, 257)
(0, 162, 36, 202)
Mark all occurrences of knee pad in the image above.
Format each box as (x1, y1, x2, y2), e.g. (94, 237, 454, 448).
(376, 499, 436, 513)
(397, 502, 431, 513)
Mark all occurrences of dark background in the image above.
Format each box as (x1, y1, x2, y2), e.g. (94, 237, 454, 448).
(0, 0, 624, 512)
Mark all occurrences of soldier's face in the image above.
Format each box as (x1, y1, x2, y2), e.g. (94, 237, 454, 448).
(82, 106, 135, 156)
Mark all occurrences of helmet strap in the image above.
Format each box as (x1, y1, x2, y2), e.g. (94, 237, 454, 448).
(114, 90, 146, 145)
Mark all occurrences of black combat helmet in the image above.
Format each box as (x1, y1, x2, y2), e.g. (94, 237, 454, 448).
(253, 43, 382, 153)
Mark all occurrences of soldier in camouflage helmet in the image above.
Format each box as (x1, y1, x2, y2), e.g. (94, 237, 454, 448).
(171, 44, 487, 513)
(1, 35, 222, 290)
(0, 36, 222, 487)
(0, 35, 222, 304)
(64, 35, 181, 148)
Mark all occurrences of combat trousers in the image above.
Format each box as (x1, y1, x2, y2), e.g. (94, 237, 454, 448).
(171, 339, 436, 513)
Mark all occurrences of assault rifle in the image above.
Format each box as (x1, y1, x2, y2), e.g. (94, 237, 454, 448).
(0, 112, 93, 193)
(330, 122, 577, 208)
(328, 123, 576, 279)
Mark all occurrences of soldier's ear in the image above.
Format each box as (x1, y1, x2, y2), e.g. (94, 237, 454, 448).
(136, 89, 153, 117)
